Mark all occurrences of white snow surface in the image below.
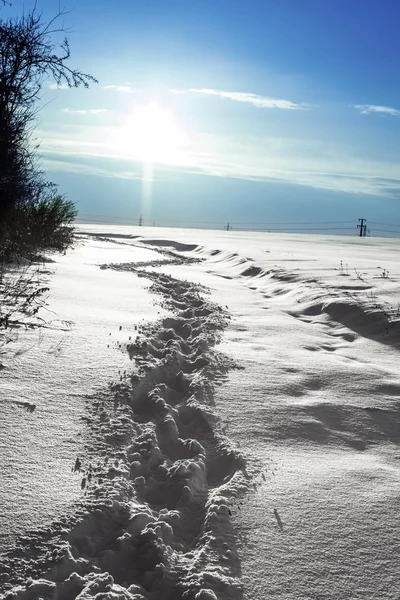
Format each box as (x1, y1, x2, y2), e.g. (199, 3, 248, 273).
(1, 225, 400, 599)
(0, 239, 165, 550)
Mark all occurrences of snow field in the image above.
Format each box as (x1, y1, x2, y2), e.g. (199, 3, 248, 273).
(2, 226, 400, 599)
(0, 240, 166, 578)
(1, 239, 248, 599)
(107, 228, 400, 599)
(183, 235, 400, 599)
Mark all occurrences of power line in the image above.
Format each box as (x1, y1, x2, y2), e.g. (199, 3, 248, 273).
(235, 227, 355, 232)
(76, 214, 355, 227)
(231, 221, 354, 226)
(369, 221, 400, 229)
(370, 228, 400, 235)
(76, 220, 355, 232)
(74, 214, 400, 238)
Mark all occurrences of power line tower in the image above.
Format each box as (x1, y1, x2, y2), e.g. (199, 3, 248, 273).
(138, 215, 143, 226)
(357, 218, 367, 237)
(225, 222, 231, 231)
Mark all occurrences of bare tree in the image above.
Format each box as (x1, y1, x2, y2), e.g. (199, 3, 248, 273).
(0, 9, 97, 252)
(0, 10, 96, 111)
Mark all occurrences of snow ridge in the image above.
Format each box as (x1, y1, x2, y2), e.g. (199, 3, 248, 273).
(1, 268, 247, 600)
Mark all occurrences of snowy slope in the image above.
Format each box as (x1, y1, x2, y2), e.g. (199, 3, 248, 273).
(1, 226, 400, 599)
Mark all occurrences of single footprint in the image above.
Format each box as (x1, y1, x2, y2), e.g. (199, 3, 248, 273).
(273, 508, 284, 531)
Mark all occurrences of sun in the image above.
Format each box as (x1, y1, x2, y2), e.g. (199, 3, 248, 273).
(111, 101, 189, 164)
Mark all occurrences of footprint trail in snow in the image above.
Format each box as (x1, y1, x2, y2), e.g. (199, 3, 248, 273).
(1, 263, 247, 600)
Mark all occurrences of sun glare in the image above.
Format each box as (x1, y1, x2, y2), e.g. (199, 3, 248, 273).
(111, 101, 189, 165)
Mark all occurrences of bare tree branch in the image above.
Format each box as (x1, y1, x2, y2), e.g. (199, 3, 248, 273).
(0, 8, 97, 252)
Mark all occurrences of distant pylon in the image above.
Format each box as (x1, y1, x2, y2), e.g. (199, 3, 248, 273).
(225, 222, 231, 231)
(138, 215, 143, 226)
(357, 218, 367, 237)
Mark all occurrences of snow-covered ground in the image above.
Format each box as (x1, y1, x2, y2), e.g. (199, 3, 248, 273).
(1, 226, 399, 599)
(0, 240, 165, 558)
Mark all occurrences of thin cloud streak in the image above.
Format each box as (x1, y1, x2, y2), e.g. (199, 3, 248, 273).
(49, 83, 69, 90)
(62, 108, 108, 114)
(170, 88, 308, 110)
(104, 85, 133, 93)
(40, 135, 400, 199)
(353, 104, 400, 116)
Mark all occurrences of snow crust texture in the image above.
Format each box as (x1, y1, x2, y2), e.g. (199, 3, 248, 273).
(3, 226, 400, 600)
(1, 252, 247, 600)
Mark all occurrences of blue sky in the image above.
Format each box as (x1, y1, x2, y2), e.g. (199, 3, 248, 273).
(4, 0, 400, 233)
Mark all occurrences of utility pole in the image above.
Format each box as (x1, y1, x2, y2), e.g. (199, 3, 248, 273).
(138, 215, 143, 226)
(357, 218, 367, 237)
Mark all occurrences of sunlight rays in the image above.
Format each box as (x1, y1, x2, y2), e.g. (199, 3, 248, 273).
(109, 101, 190, 220)
(140, 161, 153, 221)
(111, 101, 189, 165)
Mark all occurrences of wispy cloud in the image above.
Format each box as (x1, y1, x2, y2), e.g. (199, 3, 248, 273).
(38, 117, 400, 200)
(49, 83, 69, 90)
(170, 88, 308, 110)
(61, 108, 108, 115)
(41, 151, 144, 180)
(103, 85, 133, 93)
(41, 141, 400, 200)
(353, 104, 400, 116)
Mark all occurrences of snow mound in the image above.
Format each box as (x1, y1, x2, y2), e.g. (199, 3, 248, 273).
(137, 239, 199, 253)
